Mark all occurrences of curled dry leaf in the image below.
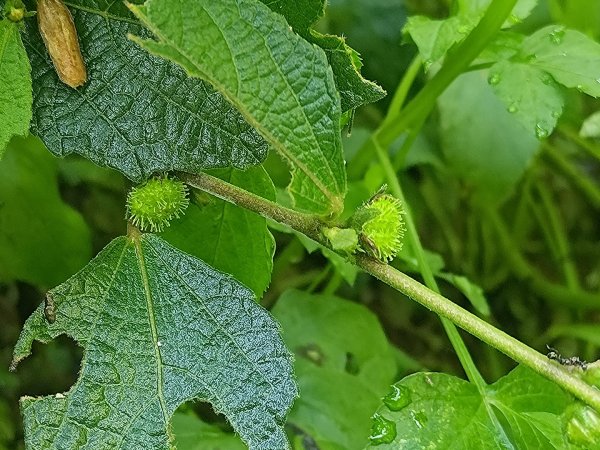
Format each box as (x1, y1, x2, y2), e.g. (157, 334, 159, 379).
(37, 0, 87, 88)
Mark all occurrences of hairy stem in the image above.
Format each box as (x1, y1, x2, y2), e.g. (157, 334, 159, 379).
(182, 170, 600, 412)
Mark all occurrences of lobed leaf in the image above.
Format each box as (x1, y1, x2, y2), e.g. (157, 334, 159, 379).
(369, 366, 572, 448)
(12, 234, 296, 450)
(129, 0, 347, 215)
(0, 19, 32, 158)
(24, 0, 267, 182)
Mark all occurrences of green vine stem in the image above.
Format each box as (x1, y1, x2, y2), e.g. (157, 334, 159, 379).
(373, 140, 487, 392)
(181, 170, 600, 412)
(376, 0, 519, 148)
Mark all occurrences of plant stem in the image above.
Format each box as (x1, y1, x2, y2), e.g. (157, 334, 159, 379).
(377, 0, 519, 148)
(357, 255, 600, 411)
(373, 139, 487, 391)
(182, 170, 600, 412)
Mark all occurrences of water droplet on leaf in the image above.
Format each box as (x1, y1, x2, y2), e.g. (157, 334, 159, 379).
(535, 123, 549, 139)
(488, 73, 500, 86)
(549, 27, 565, 44)
(410, 410, 428, 429)
(369, 413, 397, 445)
(507, 104, 518, 113)
(383, 384, 412, 411)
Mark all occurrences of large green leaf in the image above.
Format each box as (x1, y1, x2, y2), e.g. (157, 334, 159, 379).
(369, 366, 572, 448)
(12, 234, 296, 450)
(438, 71, 539, 205)
(161, 166, 275, 297)
(129, 0, 347, 215)
(521, 25, 600, 98)
(488, 26, 600, 138)
(260, 0, 385, 112)
(272, 290, 396, 449)
(24, 0, 267, 182)
(0, 19, 32, 158)
(0, 135, 91, 287)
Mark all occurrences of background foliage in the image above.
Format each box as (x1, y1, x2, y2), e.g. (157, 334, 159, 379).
(1, 0, 600, 448)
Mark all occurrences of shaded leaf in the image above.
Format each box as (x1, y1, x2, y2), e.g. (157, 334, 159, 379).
(129, 0, 347, 214)
(172, 412, 246, 450)
(0, 19, 32, 158)
(438, 71, 539, 205)
(369, 366, 572, 448)
(162, 166, 276, 297)
(12, 234, 296, 450)
(25, 0, 267, 182)
(0, 135, 91, 287)
(272, 290, 396, 449)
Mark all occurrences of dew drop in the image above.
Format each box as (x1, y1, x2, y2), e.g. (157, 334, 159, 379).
(410, 410, 428, 429)
(576, 84, 585, 92)
(383, 384, 412, 411)
(549, 27, 565, 44)
(369, 413, 397, 445)
(487, 73, 500, 86)
(507, 104, 518, 114)
(535, 123, 549, 139)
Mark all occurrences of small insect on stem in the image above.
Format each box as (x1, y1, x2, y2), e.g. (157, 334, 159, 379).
(546, 345, 588, 370)
(44, 293, 56, 324)
(37, 0, 87, 88)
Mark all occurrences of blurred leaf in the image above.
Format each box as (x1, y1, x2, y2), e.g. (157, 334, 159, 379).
(25, 0, 267, 182)
(162, 167, 276, 297)
(438, 71, 539, 205)
(172, 412, 245, 450)
(272, 290, 396, 449)
(549, 0, 600, 40)
(0, 135, 91, 287)
(404, 1, 536, 67)
(439, 273, 491, 317)
(0, 19, 31, 159)
(580, 111, 600, 139)
(547, 324, 600, 346)
(368, 366, 572, 448)
(12, 234, 296, 450)
(130, 0, 347, 215)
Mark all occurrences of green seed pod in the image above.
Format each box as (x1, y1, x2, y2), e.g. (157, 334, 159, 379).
(353, 192, 405, 262)
(126, 177, 189, 232)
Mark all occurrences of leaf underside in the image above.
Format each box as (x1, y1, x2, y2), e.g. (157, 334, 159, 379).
(129, 0, 347, 215)
(12, 234, 296, 450)
(24, 0, 268, 182)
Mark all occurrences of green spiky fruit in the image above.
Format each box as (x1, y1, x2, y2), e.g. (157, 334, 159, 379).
(355, 193, 405, 262)
(126, 177, 189, 232)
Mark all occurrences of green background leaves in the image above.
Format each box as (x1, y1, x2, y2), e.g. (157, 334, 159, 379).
(0, 19, 31, 158)
(0, 135, 91, 287)
(24, 0, 267, 181)
(12, 234, 296, 449)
